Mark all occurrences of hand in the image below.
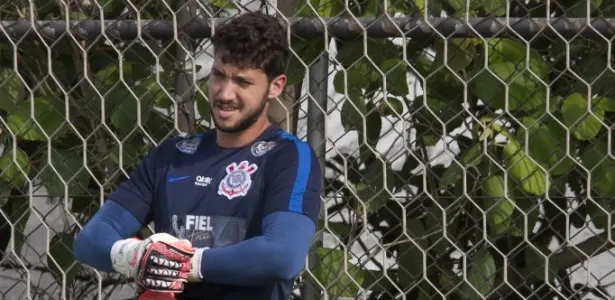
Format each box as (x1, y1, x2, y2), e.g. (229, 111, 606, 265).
(110, 233, 195, 293)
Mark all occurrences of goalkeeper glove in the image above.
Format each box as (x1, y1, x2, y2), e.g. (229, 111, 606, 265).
(187, 247, 206, 282)
(110, 233, 195, 294)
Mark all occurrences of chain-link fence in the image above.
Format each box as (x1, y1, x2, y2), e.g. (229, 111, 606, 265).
(1, 0, 615, 299)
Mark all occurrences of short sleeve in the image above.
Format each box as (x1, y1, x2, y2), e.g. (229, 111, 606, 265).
(107, 141, 170, 225)
(263, 140, 322, 223)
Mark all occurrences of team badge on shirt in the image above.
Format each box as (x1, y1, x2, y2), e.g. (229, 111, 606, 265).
(218, 161, 258, 200)
(251, 141, 277, 157)
(176, 136, 201, 154)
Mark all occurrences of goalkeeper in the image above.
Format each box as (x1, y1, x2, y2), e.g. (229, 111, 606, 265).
(73, 11, 322, 300)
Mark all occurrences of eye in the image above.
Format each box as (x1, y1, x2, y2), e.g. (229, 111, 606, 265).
(235, 78, 252, 87)
(211, 69, 226, 80)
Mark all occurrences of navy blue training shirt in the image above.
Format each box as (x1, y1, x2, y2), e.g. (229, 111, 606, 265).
(106, 125, 322, 299)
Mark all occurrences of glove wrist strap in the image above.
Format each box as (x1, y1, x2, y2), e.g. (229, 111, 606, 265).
(187, 247, 206, 282)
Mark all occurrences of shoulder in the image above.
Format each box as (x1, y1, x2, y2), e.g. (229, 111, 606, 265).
(163, 130, 214, 155)
(264, 129, 316, 161)
(261, 130, 320, 175)
(140, 131, 214, 163)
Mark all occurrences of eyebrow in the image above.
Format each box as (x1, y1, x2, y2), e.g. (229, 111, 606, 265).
(211, 67, 253, 84)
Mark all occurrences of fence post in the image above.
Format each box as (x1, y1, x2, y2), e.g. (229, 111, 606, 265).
(304, 50, 329, 300)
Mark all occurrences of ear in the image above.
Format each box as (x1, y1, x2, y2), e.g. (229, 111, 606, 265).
(267, 74, 287, 99)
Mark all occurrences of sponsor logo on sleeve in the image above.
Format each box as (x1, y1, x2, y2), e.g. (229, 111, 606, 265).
(176, 136, 201, 154)
(250, 141, 277, 157)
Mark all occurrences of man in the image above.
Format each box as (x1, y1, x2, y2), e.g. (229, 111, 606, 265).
(73, 11, 322, 300)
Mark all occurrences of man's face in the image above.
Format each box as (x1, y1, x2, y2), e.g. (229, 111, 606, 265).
(208, 56, 286, 133)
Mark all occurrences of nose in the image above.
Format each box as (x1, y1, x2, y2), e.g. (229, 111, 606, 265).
(215, 80, 236, 102)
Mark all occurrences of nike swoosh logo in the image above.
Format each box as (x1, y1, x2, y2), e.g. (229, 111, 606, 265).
(167, 176, 189, 183)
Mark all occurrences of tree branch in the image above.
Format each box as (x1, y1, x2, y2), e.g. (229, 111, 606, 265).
(553, 228, 615, 271)
(490, 228, 615, 299)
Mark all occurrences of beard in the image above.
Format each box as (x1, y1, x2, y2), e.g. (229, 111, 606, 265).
(211, 94, 268, 134)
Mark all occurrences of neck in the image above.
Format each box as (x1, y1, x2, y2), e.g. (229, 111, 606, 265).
(216, 117, 271, 148)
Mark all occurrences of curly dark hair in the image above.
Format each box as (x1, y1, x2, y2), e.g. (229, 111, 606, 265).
(211, 12, 289, 80)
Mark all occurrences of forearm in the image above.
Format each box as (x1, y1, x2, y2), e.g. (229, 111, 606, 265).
(198, 211, 315, 286)
(73, 200, 142, 272)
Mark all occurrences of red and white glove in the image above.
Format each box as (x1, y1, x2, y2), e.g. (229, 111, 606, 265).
(110, 233, 195, 296)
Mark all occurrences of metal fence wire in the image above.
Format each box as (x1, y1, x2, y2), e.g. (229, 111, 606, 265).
(1, 0, 615, 299)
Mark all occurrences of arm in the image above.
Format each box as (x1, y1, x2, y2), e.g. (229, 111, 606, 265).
(198, 210, 315, 285)
(73, 144, 165, 271)
(194, 137, 322, 285)
(73, 201, 142, 272)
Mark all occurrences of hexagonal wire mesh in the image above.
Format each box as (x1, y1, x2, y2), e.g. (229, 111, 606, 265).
(1, 0, 615, 299)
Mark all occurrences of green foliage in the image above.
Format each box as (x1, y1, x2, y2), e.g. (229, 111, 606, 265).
(0, 68, 26, 111)
(397, 219, 427, 284)
(0, 147, 30, 186)
(313, 247, 365, 297)
(482, 175, 518, 236)
(2, 196, 30, 255)
(309, 0, 615, 298)
(48, 232, 79, 289)
(459, 248, 497, 300)
(6, 97, 66, 141)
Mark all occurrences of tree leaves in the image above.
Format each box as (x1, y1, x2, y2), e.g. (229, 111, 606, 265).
(445, 0, 507, 16)
(41, 148, 90, 197)
(397, 219, 427, 284)
(48, 232, 78, 288)
(379, 58, 409, 96)
(446, 0, 482, 15)
(524, 246, 559, 283)
(459, 248, 497, 300)
(0, 147, 30, 186)
(504, 139, 547, 196)
(97, 0, 124, 13)
(333, 58, 409, 97)
(96, 63, 155, 136)
(473, 62, 546, 112)
(0, 68, 26, 112)
(487, 39, 548, 79)
(2, 195, 30, 256)
(517, 117, 576, 176)
(6, 97, 66, 141)
(293, 0, 344, 17)
(334, 62, 373, 95)
(354, 160, 398, 214)
(440, 143, 483, 188)
(335, 39, 400, 68)
(567, 0, 603, 17)
(581, 140, 615, 199)
(562, 92, 605, 141)
(435, 38, 476, 72)
(378, 97, 404, 116)
(481, 0, 507, 15)
(340, 96, 382, 156)
(482, 175, 517, 236)
(195, 80, 212, 122)
(110, 89, 152, 136)
(286, 37, 327, 86)
(313, 247, 365, 297)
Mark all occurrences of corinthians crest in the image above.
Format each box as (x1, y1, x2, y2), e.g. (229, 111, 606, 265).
(218, 161, 258, 200)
